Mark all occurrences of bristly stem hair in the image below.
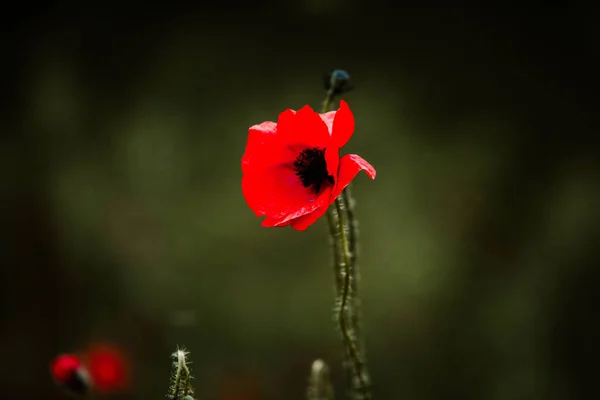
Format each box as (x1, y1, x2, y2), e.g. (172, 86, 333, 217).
(322, 71, 372, 400)
(168, 347, 195, 400)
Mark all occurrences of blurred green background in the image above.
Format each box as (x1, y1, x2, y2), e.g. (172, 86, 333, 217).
(2, 4, 599, 400)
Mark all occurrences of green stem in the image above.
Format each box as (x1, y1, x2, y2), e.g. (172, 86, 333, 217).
(169, 348, 194, 400)
(340, 185, 363, 345)
(327, 209, 344, 293)
(322, 88, 335, 115)
(334, 197, 371, 400)
(322, 92, 371, 400)
(341, 186, 357, 267)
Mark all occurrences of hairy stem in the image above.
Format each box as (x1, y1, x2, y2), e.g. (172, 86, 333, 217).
(341, 186, 357, 268)
(169, 348, 194, 400)
(322, 90, 371, 400)
(327, 205, 344, 292)
(333, 197, 371, 400)
(340, 185, 363, 348)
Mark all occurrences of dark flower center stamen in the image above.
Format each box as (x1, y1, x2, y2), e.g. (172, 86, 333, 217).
(293, 147, 335, 194)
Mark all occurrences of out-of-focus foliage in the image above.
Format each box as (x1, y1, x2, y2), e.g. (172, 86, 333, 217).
(1, 4, 598, 400)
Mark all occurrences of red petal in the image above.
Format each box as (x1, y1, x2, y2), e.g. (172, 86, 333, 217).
(242, 174, 266, 217)
(242, 121, 294, 174)
(325, 147, 339, 178)
(290, 205, 329, 230)
(260, 182, 332, 228)
(242, 119, 302, 217)
(321, 108, 340, 177)
(331, 100, 355, 148)
(319, 110, 336, 135)
(245, 160, 333, 224)
(274, 109, 295, 139)
(278, 105, 330, 148)
(330, 154, 376, 200)
(260, 215, 282, 227)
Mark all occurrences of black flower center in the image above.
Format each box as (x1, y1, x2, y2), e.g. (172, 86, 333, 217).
(293, 147, 335, 194)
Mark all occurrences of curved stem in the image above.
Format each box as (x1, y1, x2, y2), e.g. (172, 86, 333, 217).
(340, 185, 363, 344)
(334, 197, 371, 400)
(322, 88, 335, 115)
(322, 92, 371, 400)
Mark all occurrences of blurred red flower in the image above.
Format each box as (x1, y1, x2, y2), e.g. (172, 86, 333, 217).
(84, 344, 130, 394)
(50, 354, 91, 396)
(51, 354, 82, 383)
(242, 101, 376, 230)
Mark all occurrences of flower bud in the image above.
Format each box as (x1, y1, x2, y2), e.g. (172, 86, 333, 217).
(324, 69, 353, 95)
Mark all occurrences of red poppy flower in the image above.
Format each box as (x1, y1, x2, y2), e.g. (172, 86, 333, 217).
(242, 101, 376, 230)
(84, 344, 129, 394)
(50, 354, 92, 396)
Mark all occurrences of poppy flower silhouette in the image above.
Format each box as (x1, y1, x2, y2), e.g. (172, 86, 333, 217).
(242, 100, 376, 230)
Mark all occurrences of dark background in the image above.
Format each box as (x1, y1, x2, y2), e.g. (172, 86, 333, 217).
(2, 4, 599, 400)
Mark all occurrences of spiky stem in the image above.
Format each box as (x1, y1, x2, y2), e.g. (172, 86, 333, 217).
(322, 75, 372, 400)
(168, 347, 195, 400)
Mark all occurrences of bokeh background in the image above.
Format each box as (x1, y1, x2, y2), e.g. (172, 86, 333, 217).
(2, 4, 599, 400)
